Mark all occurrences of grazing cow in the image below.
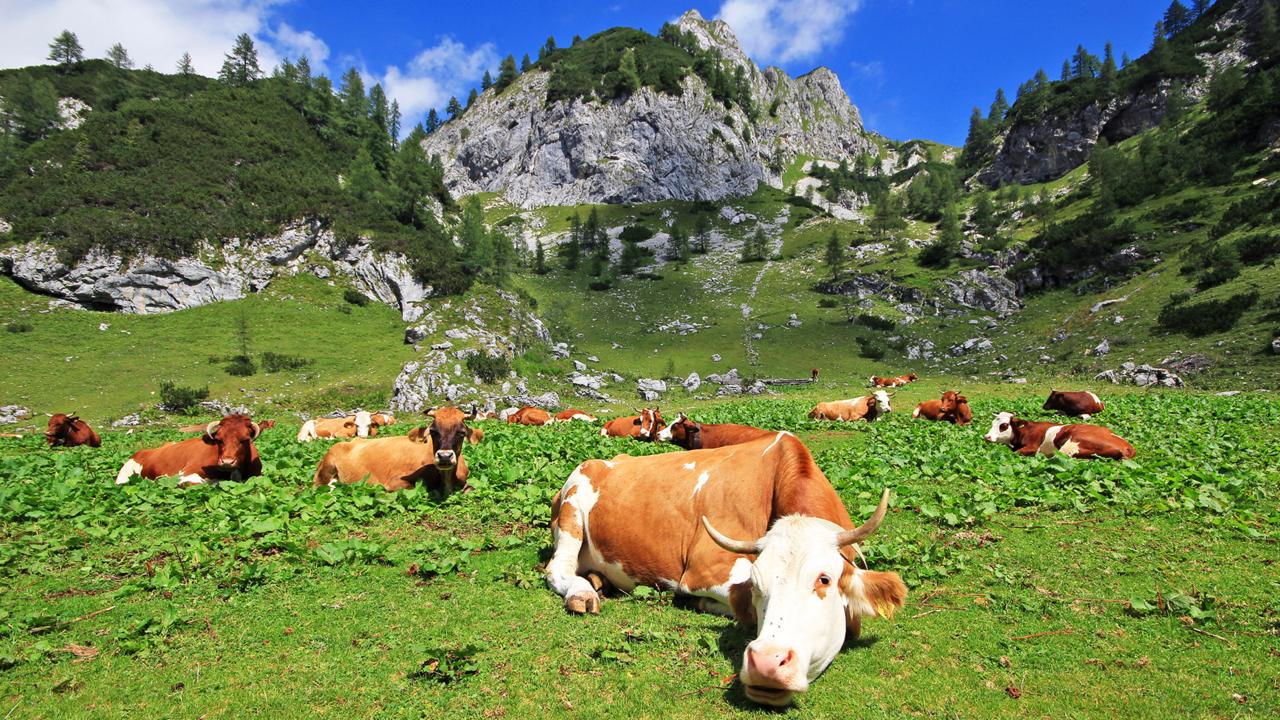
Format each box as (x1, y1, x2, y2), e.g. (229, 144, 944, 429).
(810, 368, 820, 381)
(600, 408, 665, 440)
(657, 413, 776, 450)
(554, 409, 598, 423)
(808, 391, 892, 422)
(115, 415, 261, 486)
(508, 407, 554, 426)
(870, 373, 918, 388)
(912, 391, 972, 426)
(313, 407, 482, 493)
(547, 433, 906, 706)
(1043, 390, 1105, 420)
(296, 411, 383, 442)
(46, 414, 101, 448)
(983, 412, 1135, 460)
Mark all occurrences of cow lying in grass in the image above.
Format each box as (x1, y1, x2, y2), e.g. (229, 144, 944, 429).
(600, 407, 664, 440)
(546, 433, 905, 706)
(870, 373, 917, 387)
(508, 407, 553, 425)
(1043, 390, 1105, 420)
(554, 409, 598, 422)
(46, 413, 101, 448)
(912, 391, 972, 426)
(808, 391, 892, 421)
(313, 407, 482, 493)
(983, 412, 1135, 459)
(296, 411, 392, 442)
(657, 413, 776, 450)
(116, 415, 262, 486)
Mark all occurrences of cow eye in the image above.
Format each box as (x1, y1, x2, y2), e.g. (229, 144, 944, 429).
(999, 423, 1009, 431)
(817, 574, 831, 586)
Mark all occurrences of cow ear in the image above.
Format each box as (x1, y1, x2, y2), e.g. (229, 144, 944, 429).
(632, 417, 642, 425)
(407, 427, 427, 443)
(840, 565, 907, 620)
(728, 579, 756, 628)
(467, 427, 484, 444)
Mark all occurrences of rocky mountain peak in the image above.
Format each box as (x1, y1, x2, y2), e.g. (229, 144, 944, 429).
(673, 9, 756, 76)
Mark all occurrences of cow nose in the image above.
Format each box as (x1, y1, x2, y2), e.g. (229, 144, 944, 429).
(219, 457, 236, 467)
(747, 645, 797, 683)
(435, 450, 456, 465)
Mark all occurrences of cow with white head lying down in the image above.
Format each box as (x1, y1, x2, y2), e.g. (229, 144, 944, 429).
(808, 390, 892, 421)
(296, 411, 393, 442)
(547, 432, 906, 706)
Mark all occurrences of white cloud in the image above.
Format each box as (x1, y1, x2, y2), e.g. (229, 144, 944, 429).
(0, 0, 325, 77)
(715, 0, 862, 65)
(848, 59, 884, 88)
(376, 37, 498, 128)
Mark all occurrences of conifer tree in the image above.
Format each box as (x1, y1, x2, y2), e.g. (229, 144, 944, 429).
(1163, 1, 1192, 36)
(562, 214, 582, 270)
(459, 197, 493, 279)
(1192, 0, 1210, 18)
(520, 53, 532, 72)
(446, 96, 462, 117)
(988, 88, 1008, 122)
(481, 70, 493, 90)
(534, 239, 548, 274)
(219, 33, 262, 86)
(824, 229, 844, 279)
(106, 43, 133, 69)
(426, 108, 441, 132)
(1061, 60, 1072, 81)
(540, 36, 557, 60)
(692, 214, 711, 254)
(1101, 42, 1118, 82)
(7, 77, 61, 143)
(618, 47, 641, 95)
(48, 30, 84, 69)
(466, 88, 478, 107)
(345, 147, 383, 203)
(1034, 68, 1049, 88)
(389, 100, 401, 146)
(972, 192, 998, 240)
(496, 54, 518, 90)
(177, 52, 195, 76)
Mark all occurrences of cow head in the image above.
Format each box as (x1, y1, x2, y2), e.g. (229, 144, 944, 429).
(656, 413, 700, 449)
(1042, 390, 1062, 411)
(46, 413, 75, 444)
(203, 415, 260, 469)
(414, 406, 480, 469)
(905, 373, 918, 382)
(983, 412, 1017, 445)
(954, 395, 972, 424)
(939, 391, 959, 414)
(703, 490, 906, 706)
(349, 411, 373, 437)
(635, 407, 664, 440)
(873, 390, 892, 414)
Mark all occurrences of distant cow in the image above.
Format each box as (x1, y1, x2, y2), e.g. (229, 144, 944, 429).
(46, 414, 101, 448)
(870, 373, 917, 388)
(983, 412, 1135, 460)
(600, 408, 665, 440)
(547, 433, 905, 706)
(1043, 390, 1105, 420)
(657, 413, 776, 450)
(808, 391, 892, 422)
(912, 391, 972, 426)
(508, 407, 553, 426)
(810, 368, 820, 381)
(313, 407, 481, 493)
(296, 411, 390, 441)
(554, 409, 598, 423)
(116, 415, 262, 486)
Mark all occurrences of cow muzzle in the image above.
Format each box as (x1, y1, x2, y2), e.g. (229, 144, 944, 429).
(741, 643, 806, 705)
(218, 457, 238, 468)
(434, 449, 457, 468)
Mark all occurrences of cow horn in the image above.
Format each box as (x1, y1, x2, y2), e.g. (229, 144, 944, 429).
(250, 421, 261, 439)
(701, 516, 762, 555)
(205, 421, 220, 438)
(466, 404, 477, 419)
(835, 489, 891, 547)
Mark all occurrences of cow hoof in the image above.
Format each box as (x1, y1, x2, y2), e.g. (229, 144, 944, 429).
(585, 571, 607, 592)
(566, 591, 601, 615)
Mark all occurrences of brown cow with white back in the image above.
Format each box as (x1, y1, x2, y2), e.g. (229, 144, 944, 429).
(983, 412, 1134, 460)
(546, 432, 905, 706)
(1043, 390, 1105, 420)
(808, 391, 892, 421)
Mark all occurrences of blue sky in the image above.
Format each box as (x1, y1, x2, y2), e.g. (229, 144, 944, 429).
(1, 0, 1179, 145)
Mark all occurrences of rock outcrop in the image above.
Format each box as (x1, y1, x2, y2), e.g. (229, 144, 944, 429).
(421, 10, 874, 207)
(0, 222, 433, 320)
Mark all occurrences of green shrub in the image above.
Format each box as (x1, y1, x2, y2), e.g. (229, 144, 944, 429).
(260, 352, 312, 373)
(225, 354, 257, 377)
(618, 225, 653, 244)
(465, 353, 511, 384)
(818, 298, 839, 308)
(1236, 233, 1280, 264)
(5, 322, 33, 333)
(855, 313, 895, 331)
(343, 289, 371, 306)
(1157, 289, 1258, 336)
(159, 380, 209, 414)
(856, 336, 886, 360)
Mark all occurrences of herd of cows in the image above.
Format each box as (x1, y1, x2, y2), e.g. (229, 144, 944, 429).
(32, 375, 1137, 705)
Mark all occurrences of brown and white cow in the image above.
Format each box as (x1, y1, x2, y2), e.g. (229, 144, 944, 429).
(547, 433, 906, 706)
(808, 391, 892, 422)
(912, 391, 972, 426)
(313, 407, 482, 493)
(599, 408, 665, 440)
(1042, 390, 1105, 420)
(983, 412, 1135, 460)
(296, 411, 388, 442)
(870, 373, 917, 388)
(657, 413, 776, 450)
(554, 409, 598, 423)
(508, 407, 554, 426)
(115, 415, 262, 486)
(46, 413, 101, 448)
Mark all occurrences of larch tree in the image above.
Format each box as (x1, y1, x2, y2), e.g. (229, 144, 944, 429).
(106, 43, 133, 69)
(47, 30, 84, 69)
(176, 52, 195, 75)
(219, 33, 262, 86)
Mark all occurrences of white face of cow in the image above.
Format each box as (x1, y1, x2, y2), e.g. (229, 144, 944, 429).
(984, 412, 1015, 444)
(874, 390, 892, 413)
(738, 516, 853, 705)
(354, 411, 372, 437)
(655, 413, 685, 442)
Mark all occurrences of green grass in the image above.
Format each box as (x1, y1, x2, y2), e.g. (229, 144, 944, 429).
(0, 274, 412, 424)
(1, 391, 1276, 717)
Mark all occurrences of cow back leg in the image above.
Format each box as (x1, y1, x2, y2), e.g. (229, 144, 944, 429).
(115, 455, 144, 485)
(546, 501, 600, 614)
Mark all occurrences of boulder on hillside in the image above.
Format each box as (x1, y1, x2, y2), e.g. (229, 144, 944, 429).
(1095, 362, 1184, 388)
